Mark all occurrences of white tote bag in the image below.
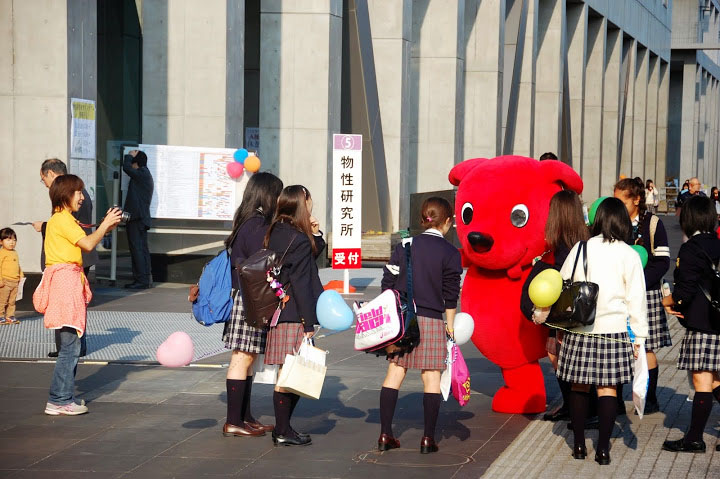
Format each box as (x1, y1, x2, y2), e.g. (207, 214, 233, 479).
(632, 346, 649, 418)
(253, 354, 278, 385)
(276, 339, 327, 399)
(440, 340, 454, 401)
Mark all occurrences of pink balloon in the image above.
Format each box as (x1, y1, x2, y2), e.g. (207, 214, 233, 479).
(156, 331, 194, 367)
(226, 162, 244, 179)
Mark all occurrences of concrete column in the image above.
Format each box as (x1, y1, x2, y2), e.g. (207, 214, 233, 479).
(565, 2, 587, 170)
(600, 26, 622, 196)
(410, 0, 465, 192)
(367, 0, 412, 230)
(142, 0, 229, 147)
(631, 46, 648, 178)
(533, 0, 565, 157)
(463, 0, 505, 159)
(619, 39, 636, 177)
(260, 0, 342, 229)
(656, 60, 669, 186)
(692, 67, 701, 178)
(581, 15, 605, 200)
(0, 0, 99, 273)
(712, 79, 720, 187)
(698, 70, 708, 181)
(644, 55, 659, 184)
(678, 58, 696, 183)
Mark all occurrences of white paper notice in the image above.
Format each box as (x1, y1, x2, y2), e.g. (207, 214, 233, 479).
(70, 99, 96, 159)
(15, 277, 26, 302)
(70, 158, 97, 203)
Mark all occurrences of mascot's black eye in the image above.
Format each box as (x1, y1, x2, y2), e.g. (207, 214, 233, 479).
(461, 202, 474, 225)
(510, 204, 529, 228)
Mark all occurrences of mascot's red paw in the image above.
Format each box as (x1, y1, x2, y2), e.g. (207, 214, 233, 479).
(491, 362, 547, 413)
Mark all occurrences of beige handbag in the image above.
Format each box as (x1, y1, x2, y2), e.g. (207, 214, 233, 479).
(276, 338, 327, 399)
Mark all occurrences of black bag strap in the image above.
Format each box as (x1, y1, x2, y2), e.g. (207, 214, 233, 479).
(569, 241, 587, 282)
(697, 247, 719, 306)
(278, 233, 298, 265)
(404, 242, 415, 320)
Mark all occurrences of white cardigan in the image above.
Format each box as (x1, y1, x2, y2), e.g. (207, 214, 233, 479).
(560, 235, 649, 345)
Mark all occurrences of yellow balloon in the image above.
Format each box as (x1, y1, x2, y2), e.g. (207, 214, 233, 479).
(244, 155, 261, 173)
(528, 269, 563, 308)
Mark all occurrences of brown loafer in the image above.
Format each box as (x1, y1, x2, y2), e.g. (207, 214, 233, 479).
(222, 422, 265, 437)
(420, 436, 438, 454)
(378, 433, 401, 451)
(245, 419, 274, 433)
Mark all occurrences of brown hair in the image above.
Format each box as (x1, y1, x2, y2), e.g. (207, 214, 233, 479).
(264, 185, 317, 254)
(420, 197, 453, 230)
(545, 190, 589, 252)
(49, 174, 84, 213)
(614, 176, 648, 245)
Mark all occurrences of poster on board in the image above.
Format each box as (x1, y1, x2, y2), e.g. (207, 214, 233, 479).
(122, 144, 244, 220)
(70, 158, 97, 204)
(70, 98, 96, 159)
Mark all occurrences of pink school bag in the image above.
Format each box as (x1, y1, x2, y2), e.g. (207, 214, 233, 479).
(451, 343, 471, 406)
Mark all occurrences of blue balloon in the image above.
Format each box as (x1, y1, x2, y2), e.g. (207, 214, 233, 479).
(233, 148, 249, 163)
(316, 290, 354, 331)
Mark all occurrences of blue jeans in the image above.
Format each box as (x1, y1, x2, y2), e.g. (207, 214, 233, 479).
(48, 327, 86, 405)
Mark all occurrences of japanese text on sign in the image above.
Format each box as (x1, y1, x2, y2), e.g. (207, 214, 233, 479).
(332, 134, 362, 269)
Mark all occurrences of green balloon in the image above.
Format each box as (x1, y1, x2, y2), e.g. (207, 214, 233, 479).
(631, 244, 649, 268)
(588, 196, 610, 225)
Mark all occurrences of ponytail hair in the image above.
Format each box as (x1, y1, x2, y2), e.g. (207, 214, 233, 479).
(420, 197, 453, 230)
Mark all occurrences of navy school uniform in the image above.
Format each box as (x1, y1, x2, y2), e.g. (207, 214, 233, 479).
(381, 229, 463, 370)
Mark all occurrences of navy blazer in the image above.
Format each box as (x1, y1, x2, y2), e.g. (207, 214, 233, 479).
(674, 233, 720, 333)
(266, 222, 326, 332)
(123, 154, 154, 227)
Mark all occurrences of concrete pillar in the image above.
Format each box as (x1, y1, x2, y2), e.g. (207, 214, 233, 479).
(565, 2, 587, 170)
(533, 0, 565, 158)
(712, 79, 720, 187)
(600, 26, 622, 196)
(655, 60, 669, 186)
(582, 15, 605, 200)
(367, 0, 412, 230)
(631, 46, 648, 178)
(142, 0, 231, 147)
(678, 58, 696, 183)
(656, 60, 669, 186)
(410, 0, 465, 192)
(260, 0, 342, 229)
(644, 55, 659, 184)
(0, 0, 98, 273)
(619, 39, 636, 177)
(698, 70, 708, 181)
(463, 0, 505, 159)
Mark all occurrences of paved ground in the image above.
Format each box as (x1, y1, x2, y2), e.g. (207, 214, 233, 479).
(1, 215, 718, 478)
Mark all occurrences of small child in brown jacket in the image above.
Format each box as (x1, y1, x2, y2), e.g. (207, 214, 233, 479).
(0, 228, 23, 324)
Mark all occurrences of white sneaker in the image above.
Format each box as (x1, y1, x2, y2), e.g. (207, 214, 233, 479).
(44, 401, 89, 416)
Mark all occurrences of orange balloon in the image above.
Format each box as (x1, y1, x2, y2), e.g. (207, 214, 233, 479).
(619, 174, 627, 179)
(244, 155, 261, 173)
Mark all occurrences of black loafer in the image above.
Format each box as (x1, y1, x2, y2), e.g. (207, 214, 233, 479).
(716, 444, 720, 452)
(595, 449, 610, 465)
(572, 444, 587, 460)
(272, 430, 311, 446)
(543, 407, 570, 422)
(662, 438, 706, 453)
(48, 351, 59, 358)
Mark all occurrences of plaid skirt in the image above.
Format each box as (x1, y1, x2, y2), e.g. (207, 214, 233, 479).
(222, 289, 267, 354)
(557, 331, 634, 386)
(645, 289, 672, 351)
(677, 330, 720, 371)
(264, 322, 305, 365)
(387, 316, 446, 370)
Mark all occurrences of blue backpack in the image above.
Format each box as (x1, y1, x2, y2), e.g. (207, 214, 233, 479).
(191, 249, 233, 326)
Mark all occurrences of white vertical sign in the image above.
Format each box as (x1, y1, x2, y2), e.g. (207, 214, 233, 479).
(332, 134, 362, 272)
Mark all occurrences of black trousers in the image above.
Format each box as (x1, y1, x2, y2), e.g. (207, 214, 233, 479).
(126, 220, 152, 285)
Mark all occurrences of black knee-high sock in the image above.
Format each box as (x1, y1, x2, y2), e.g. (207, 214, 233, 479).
(380, 387, 399, 436)
(558, 378, 571, 409)
(242, 376, 256, 423)
(588, 386, 598, 417)
(712, 386, 720, 405)
(597, 396, 618, 452)
(647, 367, 659, 404)
(423, 393, 442, 439)
(569, 390, 589, 445)
(289, 392, 300, 417)
(273, 391, 293, 436)
(226, 379, 247, 426)
(686, 392, 713, 443)
(616, 384, 625, 411)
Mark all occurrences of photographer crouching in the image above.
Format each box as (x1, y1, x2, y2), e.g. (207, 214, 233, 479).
(123, 150, 154, 289)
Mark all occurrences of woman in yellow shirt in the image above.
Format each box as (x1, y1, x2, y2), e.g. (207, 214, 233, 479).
(40, 175, 122, 416)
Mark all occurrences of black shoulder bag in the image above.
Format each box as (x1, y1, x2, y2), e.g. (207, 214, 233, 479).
(546, 241, 599, 329)
(393, 242, 421, 351)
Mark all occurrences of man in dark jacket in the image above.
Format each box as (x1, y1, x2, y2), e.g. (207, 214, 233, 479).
(123, 150, 154, 289)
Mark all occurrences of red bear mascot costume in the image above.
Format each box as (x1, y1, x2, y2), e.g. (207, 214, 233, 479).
(449, 156, 583, 413)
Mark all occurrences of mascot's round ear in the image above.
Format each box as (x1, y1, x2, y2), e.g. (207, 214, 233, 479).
(538, 160, 584, 194)
(449, 158, 488, 186)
